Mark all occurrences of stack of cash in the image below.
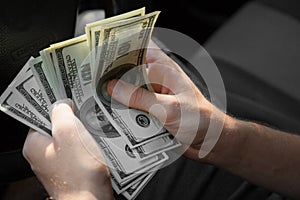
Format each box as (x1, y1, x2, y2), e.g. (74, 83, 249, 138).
(0, 7, 181, 200)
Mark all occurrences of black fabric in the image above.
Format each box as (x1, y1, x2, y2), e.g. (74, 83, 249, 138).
(214, 56, 300, 134)
(0, 150, 34, 184)
(114, 156, 270, 200)
(259, 0, 300, 22)
(0, 0, 79, 152)
(0, 0, 79, 182)
(204, 1, 300, 106)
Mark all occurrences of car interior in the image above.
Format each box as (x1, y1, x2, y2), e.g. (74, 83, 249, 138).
(0, 0, 300, 199)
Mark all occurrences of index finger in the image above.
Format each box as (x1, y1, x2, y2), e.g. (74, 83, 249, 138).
(147, 40, 187, 74)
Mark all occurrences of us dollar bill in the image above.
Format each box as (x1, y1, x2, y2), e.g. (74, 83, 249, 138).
(85, 7, 145, 74)
(132, 134, 181, 160)
(114, 162, 161, 197)
(39, 48, 65, 99)
(94, 11, 160, 83)
(0, 58, 52, 135)
(12, 66, 51, 122)
(49, 35, 88, 99)
(111, 171, 148, 194)
(92, 11, 180, 148)
(121, 168, 158, 200)
(85, 7, 145, 49)
(0, 88, 52, 136)
(30, 56, 61, 104)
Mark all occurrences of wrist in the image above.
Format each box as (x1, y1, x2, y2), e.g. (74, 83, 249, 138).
(51, 181, 114, 200)
(55, 189, 114, 200)
(202, 114, 250, 169)
(56, 191, 98, 200)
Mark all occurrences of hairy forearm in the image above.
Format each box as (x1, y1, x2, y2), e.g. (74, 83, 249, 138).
(206, 116, 300, 199)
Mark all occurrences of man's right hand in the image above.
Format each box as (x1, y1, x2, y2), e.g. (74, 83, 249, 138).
(106, 41, 232, 161)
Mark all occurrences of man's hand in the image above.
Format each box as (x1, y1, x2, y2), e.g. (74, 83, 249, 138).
(106, 41, 232, 161)
(22, 99, 114, 200)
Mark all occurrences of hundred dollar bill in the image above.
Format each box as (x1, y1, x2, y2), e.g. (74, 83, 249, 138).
(89, 109, 168, 185)
(50, 35, 88, 99)
(111, 171, 148, 194)
(92, 11, 180, 148)
(0, 88, 52, 136)
(88, 106, 169, 175)
(94, 11, 160, 81)
(44, 35, 101, 135)
(89, 125, 168, 186)
(132, 134, 181, 160)
(0, 57, 52, 135)
(121, 169, 158, 200)
(90, 109, 167, 187)
(113, 162, 161, 195)
(13, 65, 51, 122)
(46, 35, 117, 138)
(85, 7, 145, 49)
(30, 56, 60, 104)
(85, 7, 145, 69)
(97, 133, 166, 174)
(39, 48, 65, 99)
(106, 107, 172, 147)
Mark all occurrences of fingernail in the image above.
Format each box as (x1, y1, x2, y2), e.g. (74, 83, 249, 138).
(49, 98, 73, 120)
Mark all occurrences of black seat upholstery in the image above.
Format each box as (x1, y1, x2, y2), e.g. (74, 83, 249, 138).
(204, 0, 300, 133)
(0, 0, 79, 183)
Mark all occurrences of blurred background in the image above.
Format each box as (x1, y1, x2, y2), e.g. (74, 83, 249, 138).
(76, 0, 250, 43)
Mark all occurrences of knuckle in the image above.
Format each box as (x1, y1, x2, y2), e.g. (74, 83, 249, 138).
(52, 118, 76, 137)
(130, 87, 145, 107)
(168, 98, 180, 111)
(165, 98, 180, 119)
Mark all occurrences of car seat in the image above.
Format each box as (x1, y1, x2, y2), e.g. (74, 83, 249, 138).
(0, 0, 79, 190)
(203, 0, 300, 134)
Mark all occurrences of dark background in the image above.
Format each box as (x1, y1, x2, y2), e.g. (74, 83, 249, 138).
(78, 0, 250, 44)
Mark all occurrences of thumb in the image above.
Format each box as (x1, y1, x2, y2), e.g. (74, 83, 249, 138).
(107, 79, 176, 122)
(23, 128, 53, 165)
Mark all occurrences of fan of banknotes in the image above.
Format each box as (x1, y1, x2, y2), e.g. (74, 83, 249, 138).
(0, 7, 181, 200)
